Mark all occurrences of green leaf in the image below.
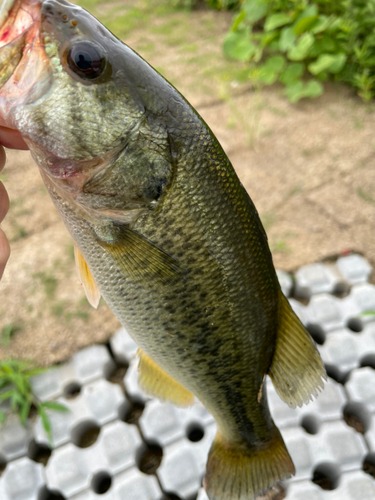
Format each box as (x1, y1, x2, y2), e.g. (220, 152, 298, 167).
(231, 10, 245, 32)
(303, 80, 324, 98)
(308, 53, 347, 75)
(258, 66, 278, 85)
(264, 13, 291, 32)
(19, 400, 31, 426)
(41, 401, 70, 413)
(311, 15, 332, 34)
(279, 62, 304, 85)
(223, 29, 256, 62)
(265, 55, 286, 73)
(38, 405, 53, 444)
(242, 0, 267, 24)
(329, 53, 347, 74)
(279, 27, 296, 52)
(284, 80, 323, 103)
(295, 5, 318, 23)
(293, 15, 319, 35)
(288, 33, 314, 61)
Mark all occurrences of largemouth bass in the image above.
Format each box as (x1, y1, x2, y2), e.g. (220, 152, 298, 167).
(0, 1, 326, 498)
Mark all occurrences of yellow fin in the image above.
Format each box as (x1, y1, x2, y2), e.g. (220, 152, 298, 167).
(204, 427, 295, 500)
(269, 289, 327, 409)
(74, 245, 101, 309)
(96, 224, 183, 285)
(137, 349, 195, 407)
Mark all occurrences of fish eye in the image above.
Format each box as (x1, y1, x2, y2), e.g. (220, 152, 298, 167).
(67, 41, 105, 80)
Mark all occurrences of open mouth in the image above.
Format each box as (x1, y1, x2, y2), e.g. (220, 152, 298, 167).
(0, 0, 42, 149)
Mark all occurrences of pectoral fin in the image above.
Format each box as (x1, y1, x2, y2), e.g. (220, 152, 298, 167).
(96, 224, 184, 285)
(137, 349, 195, 407)
(268, 289, 327, 408)
(74, 245, 101, 309)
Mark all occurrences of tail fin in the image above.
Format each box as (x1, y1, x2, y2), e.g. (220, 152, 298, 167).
(204, 427, 294, 500)
(269, 290, 327, 408)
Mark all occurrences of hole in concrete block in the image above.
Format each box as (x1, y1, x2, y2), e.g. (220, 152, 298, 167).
(347, 317, 364, 333)
(38, 487, 66, 500)
(28, 439, 51, 466)
(72, 420, 100, 448)
(163, 494, 182, 500)
(343, 402, 371, 434)
(187, 423, 205, 442)
(91, 471, 112, 494)
(138, 443, 163, 475)
(312, 462, 340, 490)
(63, 382, 81, 399)
(123, 401, 145, 425)
(300, 414, 320, 435)
(0, 454, 6, 477)
(363, 453, 375, 479)
(306, 324, 326, 345)
(324, 364, 348, 384)
(107, 363, 128, 386)
(360, 353, 375, 370)
(332, 282, 350, 298)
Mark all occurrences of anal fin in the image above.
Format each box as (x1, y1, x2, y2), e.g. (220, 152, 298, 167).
(74, 245, 101, 309)
(269, 289, 327, 408)
(137, 349, 195, 407)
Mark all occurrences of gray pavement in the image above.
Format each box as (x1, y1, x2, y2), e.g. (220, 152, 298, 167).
(1, 253, 375, 499)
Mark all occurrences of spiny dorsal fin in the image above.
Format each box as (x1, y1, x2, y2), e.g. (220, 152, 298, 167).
(268, 289, 327, 408)
(96, 224, 184, 285)
(74, 245, 101, 309)
(137, 349, 195, 407)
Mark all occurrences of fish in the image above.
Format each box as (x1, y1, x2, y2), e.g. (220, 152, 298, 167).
(0, 0, 326, 498)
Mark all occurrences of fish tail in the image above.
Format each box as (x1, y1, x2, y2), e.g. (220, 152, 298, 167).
(203, 425, 294, 500)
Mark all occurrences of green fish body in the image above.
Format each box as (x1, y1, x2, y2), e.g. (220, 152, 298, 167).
(0, 1, 326, 498)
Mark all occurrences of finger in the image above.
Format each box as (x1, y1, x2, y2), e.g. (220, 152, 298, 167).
(0, 228, 10, 280)
(0, 126, 28, 150)
(0, 181, 9, 223)
(0, 145, 5, 172)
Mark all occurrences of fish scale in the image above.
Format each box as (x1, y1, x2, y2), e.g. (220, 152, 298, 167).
(0, 0, 326, 498)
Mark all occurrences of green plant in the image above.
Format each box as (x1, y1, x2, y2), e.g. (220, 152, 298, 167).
(0, 323, 23, 346)
(223, 0, 375, 101)
(0, 360, 69, 443)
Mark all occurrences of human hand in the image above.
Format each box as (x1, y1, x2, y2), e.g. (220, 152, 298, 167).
(0, 146, 10, 280)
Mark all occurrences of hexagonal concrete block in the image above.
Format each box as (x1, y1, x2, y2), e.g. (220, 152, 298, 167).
(71, 468, 163, 500)
(0, 457, 45, 500)
(346, 367, 375, 412)
(34, 379, 128, 448)
(46, 421, 143, 497)
(295, 263, 343, 299)
(282, 421, 367, 481)
(337, 254, 372, 285)
(110, 327, 138, 365)
(306, 294, 345, 332)
(0, 415, 33, 461)
(157, 423, 216, 500)
(31, 345, 115, 402)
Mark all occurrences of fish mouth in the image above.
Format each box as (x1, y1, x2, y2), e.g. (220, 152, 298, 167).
(0, 0, 44, 148)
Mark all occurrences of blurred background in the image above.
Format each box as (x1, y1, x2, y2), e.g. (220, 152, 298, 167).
(1, 0, 375, 367)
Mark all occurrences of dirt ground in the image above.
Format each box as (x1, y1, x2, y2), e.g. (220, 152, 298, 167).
(1, 0, 375, 366)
